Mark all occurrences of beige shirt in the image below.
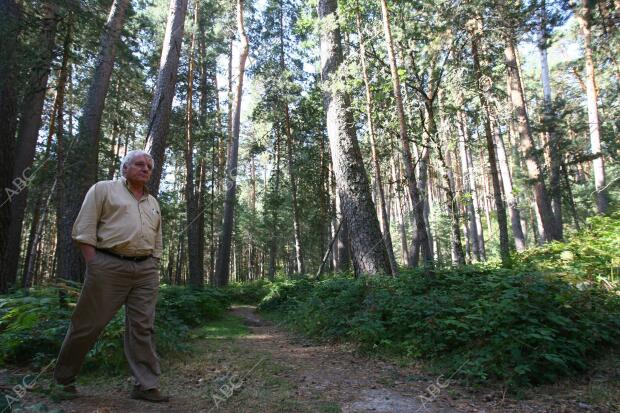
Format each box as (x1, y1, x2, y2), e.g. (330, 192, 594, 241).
(72, 177, 163, 258)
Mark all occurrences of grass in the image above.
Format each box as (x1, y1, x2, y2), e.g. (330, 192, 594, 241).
(190, 314, 250, 340)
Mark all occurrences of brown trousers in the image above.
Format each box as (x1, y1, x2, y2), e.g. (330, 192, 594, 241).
(54, 251, 161, 390)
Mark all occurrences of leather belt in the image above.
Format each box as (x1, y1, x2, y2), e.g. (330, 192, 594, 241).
(96, 249, 152, 262)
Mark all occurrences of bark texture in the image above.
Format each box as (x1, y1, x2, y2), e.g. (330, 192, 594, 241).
(356, 10, 398, 275)
(573, 0, 609, 214)
(214, 0, 249, 286)
(185, 4, 203, 288)
(145, 0, 190, 195)
(1, 2, 58, 288)
(456, 102, 484, 261)
(504, 37, 561, 241)
(319, 0, 391, 275)
(538, 1, 563, 234)
(0, 0, 21, 290)
(472, 30, 511, 266)
(56, 0, 130, 281)
(379, 0, 432, 267)
(279, 0, 305, 275)
(493, 117, 526, 251)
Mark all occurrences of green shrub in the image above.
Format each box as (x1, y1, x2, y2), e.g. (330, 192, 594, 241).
(0, 284, 230, 373)
(260, 269, 620, 388)
(157, 285, 230, 326)
(257, 278, 314, 312)
(223, 279, 272, 304)
(0, 284, 77, 367)
(516, 212, 620, 284)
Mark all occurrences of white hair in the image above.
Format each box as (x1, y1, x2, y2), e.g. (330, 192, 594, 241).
(120, 150, 155, 177)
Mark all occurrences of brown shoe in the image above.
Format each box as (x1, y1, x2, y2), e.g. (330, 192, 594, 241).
(130, 386, 170, 403)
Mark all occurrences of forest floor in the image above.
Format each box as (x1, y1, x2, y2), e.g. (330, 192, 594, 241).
(9, 305, 620, 413)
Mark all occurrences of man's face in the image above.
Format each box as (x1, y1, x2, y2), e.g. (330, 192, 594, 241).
(125, 155, 153, 185)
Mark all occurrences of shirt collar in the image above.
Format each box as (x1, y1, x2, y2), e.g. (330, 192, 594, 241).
(120, 176, 150, 199)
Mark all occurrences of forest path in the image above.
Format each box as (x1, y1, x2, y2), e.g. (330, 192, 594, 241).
(19, 305, 605, 412)
(226, 305, 461, 413)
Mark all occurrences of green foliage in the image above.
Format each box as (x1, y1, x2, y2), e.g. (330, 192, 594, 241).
(257, 278, 314, 312)
(0, 284, 230, 373)
(516, 212, 620, 284)
(191, 314, 250, 339)
(0, 286, 74, 368)
(222, 279, 272, 304)
(258, 268, 620, 388)
(157, 285, 230, 327)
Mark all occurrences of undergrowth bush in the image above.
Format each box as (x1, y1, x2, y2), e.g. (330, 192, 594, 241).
(0, 283, 229, 373)
(258, 268, 620, 388)
(223, 279, 272, 304)
(516, 212, 620, 284)
(257, 278, 314, 311)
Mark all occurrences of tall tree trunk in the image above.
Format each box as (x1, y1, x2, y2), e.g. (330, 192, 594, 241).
(334, 184, 351, 272)
(248, 156, 256, 279)
(106, 114, 121, 180)
(278, 0, 304, 275)
(562, 162, 581, 231)
(56, 0, 129, 281)
(1, 1, 58, 289)
(379, 0, 432, 267)
(23, 179, 56, 289)
(493, 115, 526, 251)
(356, 9, 398, 275)
(539, 0, 563, 235)
(145, 0, 189, 195)
(54, 40, 71, 284)
(329, 161, 341, 270)
(319, 0, 391, 275)
(318, 124, 330, 270)
(268, 132, 281, 280)
(391, 154, 411, 266)
(198, 159, 207, 278)
(471, 29, 511, 266)
(572, 0, 609, 214)
(435, 137, 465, 265)
(38, 12, 74, 290)
(210, 64, 221, 284)
(185, 4, 203, 288)
(504, 37, 561, 241)
(456, 101, 484, 261)
(220, 37, 234, 194)
(22, 197, 43, 287)
(418, 109, 435, 260)
(0, 0, 21, 291)
(214, 0, 249, 286)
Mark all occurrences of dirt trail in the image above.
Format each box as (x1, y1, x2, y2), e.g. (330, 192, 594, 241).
(227, 306, 460, 413)
(14, 305, 614, 412)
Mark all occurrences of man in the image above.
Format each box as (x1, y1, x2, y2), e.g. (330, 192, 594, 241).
(53, 150, 169, 403)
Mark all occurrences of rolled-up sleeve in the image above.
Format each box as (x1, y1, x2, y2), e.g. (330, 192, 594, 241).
(72, 183, 103, 246)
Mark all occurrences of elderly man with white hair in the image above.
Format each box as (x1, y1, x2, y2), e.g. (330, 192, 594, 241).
(53, 150, 169, 402)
